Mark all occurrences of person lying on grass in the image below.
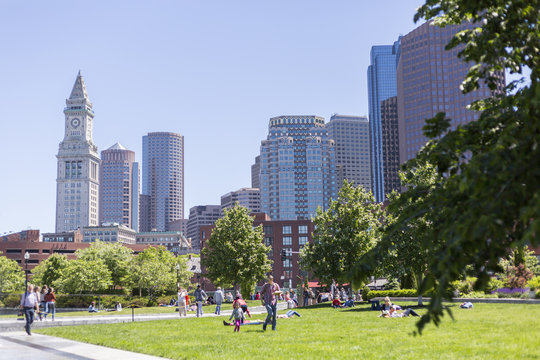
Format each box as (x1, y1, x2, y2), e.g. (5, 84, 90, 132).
(276, 310, 301, 318)
(379, 306, 420, 318)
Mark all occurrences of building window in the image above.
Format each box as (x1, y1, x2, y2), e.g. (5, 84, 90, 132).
(264, 237, 273, 246)
(263, 226, 273, 235)
(282, 225, 292, 234)
(299, 236, 308, 246)
(283, 259, 292, 268)
(298, 225, 308, 234)
(282, 237, 292, 245)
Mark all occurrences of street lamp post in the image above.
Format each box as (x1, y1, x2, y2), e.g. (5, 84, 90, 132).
(24, 251, 30, 290)
(175, 263, 180, 307)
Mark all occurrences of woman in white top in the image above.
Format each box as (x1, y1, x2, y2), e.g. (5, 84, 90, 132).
(178, 287, 187, 317)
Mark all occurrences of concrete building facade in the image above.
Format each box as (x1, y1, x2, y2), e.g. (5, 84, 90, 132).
(220, 187, 261, 215)
(82, 224, 136, 244)
(135, 231, 191, 255)
(326, 114, 371, 192)
(260, 115, 337, 220)
(99, 143, 139, 231)
(141, 132, 184, 231)
(186, 205, 221, 252)
(55, 72, 100, 232)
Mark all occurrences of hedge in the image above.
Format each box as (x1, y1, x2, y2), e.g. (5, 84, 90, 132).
(365, 289, 417, 300)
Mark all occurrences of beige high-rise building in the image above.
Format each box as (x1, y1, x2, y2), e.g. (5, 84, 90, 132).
(55, 72, 100, 232)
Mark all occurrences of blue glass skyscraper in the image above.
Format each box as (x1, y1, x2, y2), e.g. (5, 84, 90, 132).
(367, 39, 400, 202)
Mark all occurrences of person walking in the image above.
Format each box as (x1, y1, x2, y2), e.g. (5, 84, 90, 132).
(20, 284, 39, 335)
(260, 275, 282, 331)
(178, 287, 187, 317)
(44, 287, 56, 321)
(39, 285, 48, 321)
(214, 287, 224, 315)
(194, 284, 207, 317)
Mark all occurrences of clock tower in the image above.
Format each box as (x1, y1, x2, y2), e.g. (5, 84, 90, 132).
(55, 72, 100, 232)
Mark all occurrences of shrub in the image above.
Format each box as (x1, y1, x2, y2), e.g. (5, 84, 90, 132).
(128, 297, 148, 308)
(2, 294, 21, 307)
(361, 286, 370, 301)
(527, 277, 540, 291)
(56, 295, 95, 308)
(486, 278, 505, 294)
(100, 295, 130, 309)
(383, 278, 400, 290)
(460, 291, 498, 299)
(365, 289, 417, 300)
(536, 290, 540, 299)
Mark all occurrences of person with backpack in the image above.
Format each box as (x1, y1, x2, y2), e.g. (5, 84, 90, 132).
(194, 284, 207, 317)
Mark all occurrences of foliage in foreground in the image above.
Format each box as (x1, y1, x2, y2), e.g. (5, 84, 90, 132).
(0, 251, 24, 293)
(353, 0, 540, 333)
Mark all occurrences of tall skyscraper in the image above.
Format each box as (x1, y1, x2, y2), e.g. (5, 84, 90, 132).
(326, 114, 371, 192)
(380, 96, 401, 195)
(260, 115, 336, 220)
(99, 143, 139, 230)
(251, 155, 260, 189)
(221, 187, 261, 215)
(367, 40, 401, 202)
(187, 205, 221, 252)
(141, 132, 184, 231)
(55, 72, 100, 232)
(397, 22, 505, 163)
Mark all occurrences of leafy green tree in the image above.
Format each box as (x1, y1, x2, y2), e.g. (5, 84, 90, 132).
(130, 246, 189, 301)
(0, 252, 24, 293)
(202, 204, 272, 297)
(55, 258, 112, 294)
(382, 0, 540, 332)
(364, 164, 443, 305)
(300, 180, 383, 289)
(31, 253, 69, 288)
(76, 241, 134, 290)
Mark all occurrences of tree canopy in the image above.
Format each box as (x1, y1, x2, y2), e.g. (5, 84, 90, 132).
(363, 0, 540, 333)
(300, 180, 383, 288)
(31, 253, 69, 289)
(55, 258, 112, 294)
(202, 204, 271, 297)
(0, 251, 24, 293)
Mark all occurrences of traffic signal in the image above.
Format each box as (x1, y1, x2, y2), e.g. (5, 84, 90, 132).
(280, 249, 286, 261)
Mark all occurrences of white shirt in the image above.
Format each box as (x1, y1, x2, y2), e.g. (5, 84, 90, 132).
(20, 292, 38, 308)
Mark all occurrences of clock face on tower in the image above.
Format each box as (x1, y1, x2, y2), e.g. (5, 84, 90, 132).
(71, 118, 80, 128)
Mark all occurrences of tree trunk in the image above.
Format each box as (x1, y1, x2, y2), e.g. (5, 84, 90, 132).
(415, 272, 424, 306)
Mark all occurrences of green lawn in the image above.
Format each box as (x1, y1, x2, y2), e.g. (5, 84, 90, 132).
(1, 301, 256, 318)
(36, 302, 540, 359)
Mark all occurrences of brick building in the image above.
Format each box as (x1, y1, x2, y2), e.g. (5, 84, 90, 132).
(200, 213, 314, 290)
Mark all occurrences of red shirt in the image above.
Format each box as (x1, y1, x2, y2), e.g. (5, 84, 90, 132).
(332, 299, 342, 306)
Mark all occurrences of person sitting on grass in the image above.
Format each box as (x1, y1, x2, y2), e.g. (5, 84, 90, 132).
(343, 297, 355, 308)
(277, 310, 301, 318)
(88, 301, 99, 313)
(332, 296, 343, 308)
(229, 302, 245, 332)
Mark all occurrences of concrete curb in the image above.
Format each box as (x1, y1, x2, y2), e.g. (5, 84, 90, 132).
(370, 297, 540, 304)
(0, 302, 289, 332)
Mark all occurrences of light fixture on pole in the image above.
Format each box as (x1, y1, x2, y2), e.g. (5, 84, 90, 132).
(24, 251, 30, 289)
(175, 263, 180, 309)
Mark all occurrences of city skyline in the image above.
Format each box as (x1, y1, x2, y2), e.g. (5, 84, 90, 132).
(1, 1, 423, 232)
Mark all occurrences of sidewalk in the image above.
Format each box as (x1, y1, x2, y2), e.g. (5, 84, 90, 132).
(0, 331, 166, 360)
(0, 303, 288, 332)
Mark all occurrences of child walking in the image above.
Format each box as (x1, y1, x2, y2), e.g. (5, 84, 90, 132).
(229, 302, 245, 332)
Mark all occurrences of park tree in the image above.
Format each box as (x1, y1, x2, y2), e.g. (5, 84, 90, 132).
(202, 204, 271, 298)
(357, 0, 540, 333)
(356, 164, 443, 305)
(0, 252, 24, 293)
(55, 258, 112, 294)
(76, 241, 134, 290)
(130, 246, 189, 301)
(300, 180, 383, 291)
(31, 253, 69, 289)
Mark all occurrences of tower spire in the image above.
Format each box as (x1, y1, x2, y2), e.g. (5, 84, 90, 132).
(69, 71, 88, 99)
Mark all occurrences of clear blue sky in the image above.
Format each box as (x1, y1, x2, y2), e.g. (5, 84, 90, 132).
(0, 0, 422, 233)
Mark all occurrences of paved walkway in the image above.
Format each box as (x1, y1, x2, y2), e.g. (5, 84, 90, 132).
(0, 331, 165, 359)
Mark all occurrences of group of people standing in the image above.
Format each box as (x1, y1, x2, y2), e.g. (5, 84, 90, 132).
(19, 284, 57, 335)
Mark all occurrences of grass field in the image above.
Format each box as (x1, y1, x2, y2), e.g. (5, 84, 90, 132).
(35, 302, 540, 359)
